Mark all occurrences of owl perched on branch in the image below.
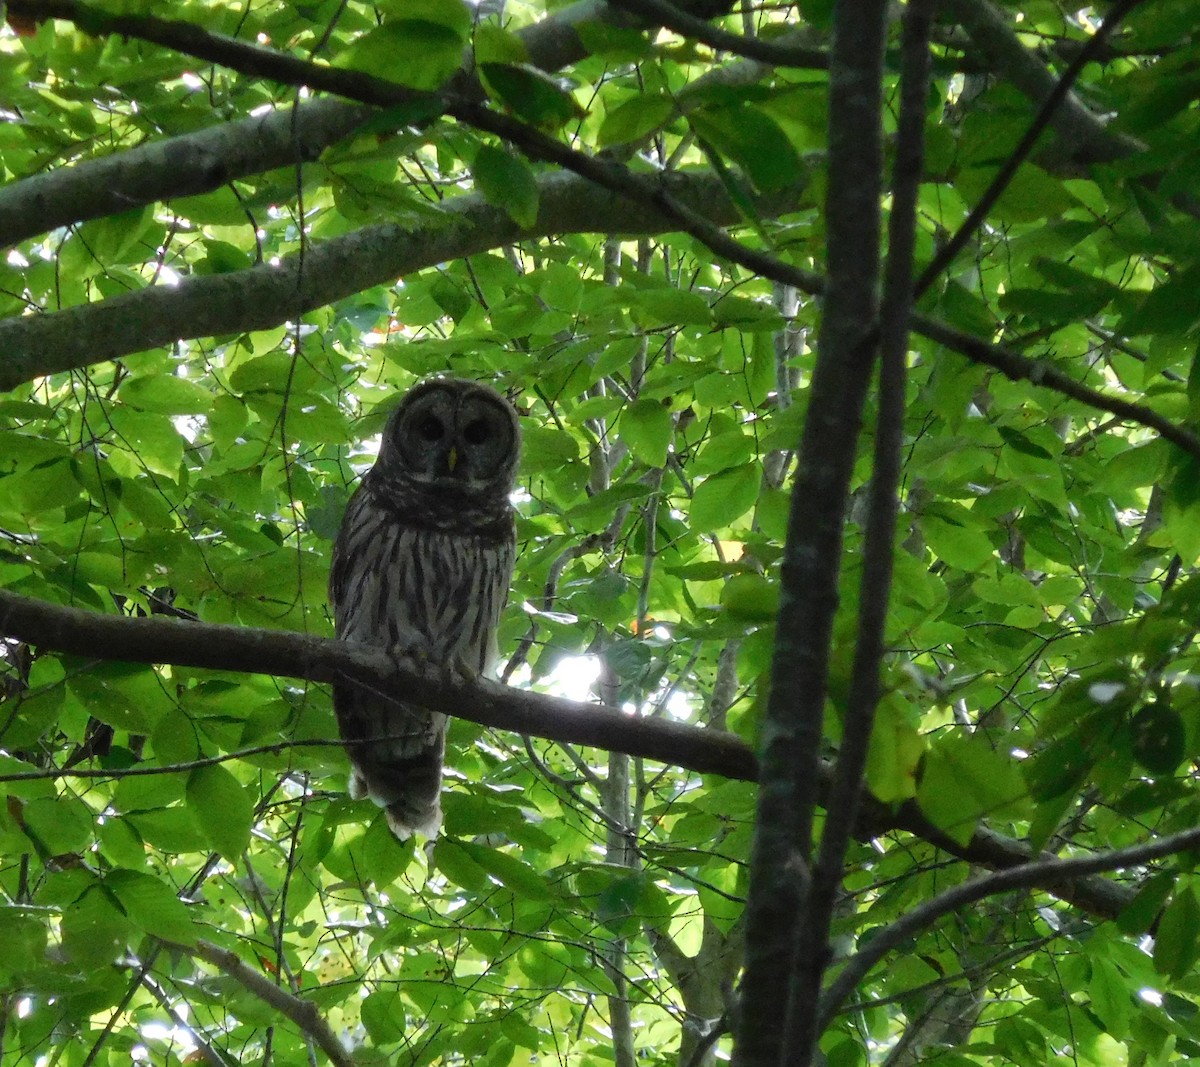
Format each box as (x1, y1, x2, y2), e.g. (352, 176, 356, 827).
(329, 378, 520, 839)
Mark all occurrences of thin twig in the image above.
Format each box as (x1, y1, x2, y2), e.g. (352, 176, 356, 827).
(605, 0, 828, 68)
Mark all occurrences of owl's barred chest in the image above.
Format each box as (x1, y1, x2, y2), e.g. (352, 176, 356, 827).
(332, 488, 515, 668)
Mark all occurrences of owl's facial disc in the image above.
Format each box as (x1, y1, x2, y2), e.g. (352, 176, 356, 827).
(392, 386, 516, 487)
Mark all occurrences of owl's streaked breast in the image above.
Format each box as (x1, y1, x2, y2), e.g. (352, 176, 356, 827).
(331, 484, 515, 671)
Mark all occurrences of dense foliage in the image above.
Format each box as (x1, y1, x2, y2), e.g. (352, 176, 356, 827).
(4, 1, 1200, 1065)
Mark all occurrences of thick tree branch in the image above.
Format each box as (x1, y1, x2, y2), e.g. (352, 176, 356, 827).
(4, 167, 1198, 467)
(0, 588, 757, 780)
(0, 98, 368, 253)
(0, 168, 809, 392)
(3, 57, 1194, 470)
(787, 2, 933, 1058)
(943, 0, 1143, 164)
(747, 2, 888, 1063)
(0, 0, 728, 250)
(9, 0, 828, 306)
(0, 587, 1143, 924)
(4, 6, 1197, 471)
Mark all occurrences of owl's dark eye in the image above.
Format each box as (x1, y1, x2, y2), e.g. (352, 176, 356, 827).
(462, 418, 490, 445)
(416, 415, 444, 441)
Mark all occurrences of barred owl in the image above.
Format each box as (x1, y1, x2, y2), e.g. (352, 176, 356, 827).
(329, 378, 520, 839)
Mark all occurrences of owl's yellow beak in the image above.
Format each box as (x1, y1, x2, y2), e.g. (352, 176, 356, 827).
(446, 447, 458, 473)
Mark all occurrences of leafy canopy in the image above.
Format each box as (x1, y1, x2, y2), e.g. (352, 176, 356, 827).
(3, 1, 1200, 1066)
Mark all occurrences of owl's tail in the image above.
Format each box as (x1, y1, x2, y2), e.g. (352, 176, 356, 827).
(386, 798, 443, 841)
(349, 747, 444, 840)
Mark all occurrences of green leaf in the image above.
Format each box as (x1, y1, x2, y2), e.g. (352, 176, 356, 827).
(1165, 452, 1200, 564)
(626, 286, 712, 327)
(62, 886, 131, 968)
(691, 428, 754, 476)
(1025, 735, 1093, 803)
(0, 907, 49, 983)
(335, 18, 466, 92)
(106, 406, 183, 477)
(457, 841, 552, 900)
(917, 734, 1028, 846)
(474, 23, 528, 65)
(21, 795, 93, 855)
(105, 869, 196, 945)
(186, 765, 253, 863)
(618, 399, 673, 467)
(597, 94, 675, 147)
(865, 694, 924, 804)
(1154, 886, 1200, 981)
(1130, 701, 1186, 775)
(956, 162, 1077, 224)
(118, 374, 213, 415)
(720, 573, 779, 622)
(567, 481, 654, 526)
(920, 507, 996, 570)
(480, 63, 586, 128)
(1117, 872, 1176, 935)
(379, 0, 471, 30)
(474, 144, 539, 229)
(520, 425, 581, 472)
(70, 664, 172, 735)
(361, 988, 407, 1044)
(691, 464, 761, 532)
(1120, 262, 1200, 338)
(1088, 957, 1132, 1040)
(434, 839, 490, 892)
(689, 104, 803, 193)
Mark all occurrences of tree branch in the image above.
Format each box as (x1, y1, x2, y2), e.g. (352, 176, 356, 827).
(0, 98, 369, 252)
(909, 312, 1200, 459)
(605, 0, 828, 68)
(0, 588, 757, 781)
(0, 587, 1145, 925)
(818, 823, 1200, 1027)
(917, 0, 1148, 296)
(186, 939, 354, 1067)
(0, 167, 808, 392)
(786, 2, 934, 1057)
(752, 2, 888, 1063)
(943, 0, 1143, 165)
(0, 0, 731, 250)
(5, 4, 1197, 472)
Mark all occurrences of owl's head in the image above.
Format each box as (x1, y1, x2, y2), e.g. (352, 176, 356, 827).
(378, 378, 521, 495)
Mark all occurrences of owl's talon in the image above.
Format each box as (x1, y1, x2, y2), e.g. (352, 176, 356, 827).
(395, 647, 428, 673)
